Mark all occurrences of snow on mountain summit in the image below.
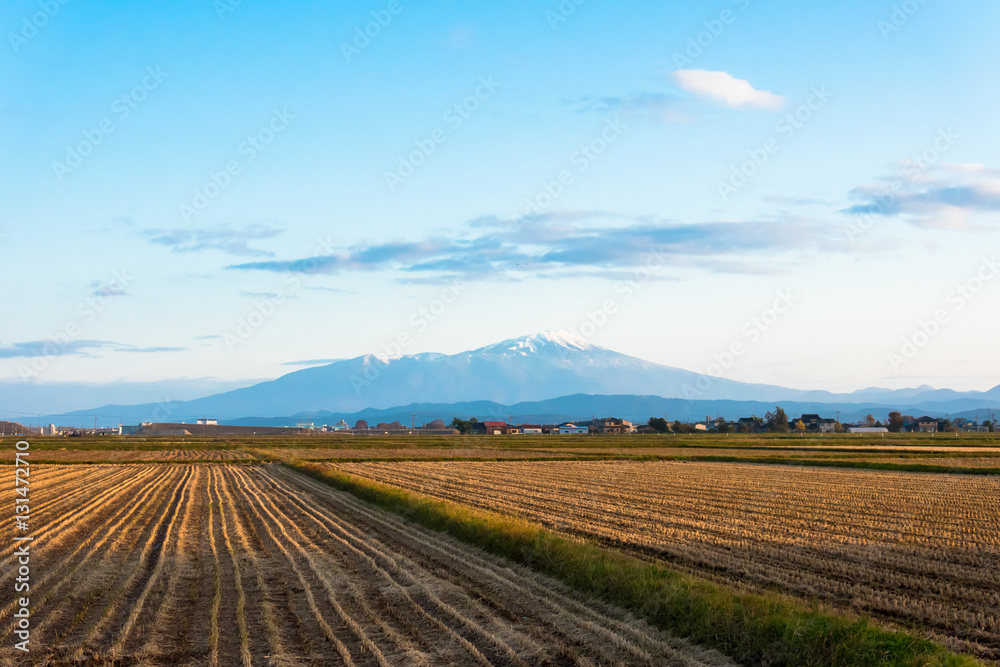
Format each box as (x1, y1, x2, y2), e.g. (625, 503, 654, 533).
(475, 330, 600, 357)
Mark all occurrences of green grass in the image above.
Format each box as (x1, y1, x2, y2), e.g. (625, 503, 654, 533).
(285, 460, 981, 667)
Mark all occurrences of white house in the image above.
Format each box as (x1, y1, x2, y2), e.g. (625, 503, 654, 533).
(555, 424, 588, 434)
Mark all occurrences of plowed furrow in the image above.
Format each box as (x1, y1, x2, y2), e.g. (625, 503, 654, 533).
(0, 466, 170, 642)
(72, 466, 194, 656)
(0, 465, 143, 564)
(246, 466, 527, 666)
(223, 467, 362, 666)
(0, 463, 734, 667)
(270, 466, 718, 667)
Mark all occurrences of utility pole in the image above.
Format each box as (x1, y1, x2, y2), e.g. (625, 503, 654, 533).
(411, 413, 415, 430)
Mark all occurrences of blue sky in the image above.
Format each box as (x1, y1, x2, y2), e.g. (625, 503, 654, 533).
(2, 0, 999, 412)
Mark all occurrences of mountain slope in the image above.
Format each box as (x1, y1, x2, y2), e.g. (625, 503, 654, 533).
(31, 331, 1000, 425)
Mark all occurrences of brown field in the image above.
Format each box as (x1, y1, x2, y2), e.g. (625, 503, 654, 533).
(334, 460, 1000, 660)
(0, 463, 734, 666)
(281, 447, 587, 460)
(30, 449, 259, 463)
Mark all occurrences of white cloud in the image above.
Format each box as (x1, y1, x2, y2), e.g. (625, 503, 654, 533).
(670, 69, 786, 110)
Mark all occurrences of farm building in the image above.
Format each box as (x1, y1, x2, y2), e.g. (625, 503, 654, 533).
(554, 424, 588, 434)
(478, 421, 508, 435)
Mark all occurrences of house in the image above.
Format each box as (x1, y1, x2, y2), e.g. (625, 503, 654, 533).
(916, 416, 938, 433)
(480, 420, 508, 435)
(817, 418, 838, 433)
(799, 414, 821, 428)
(196, 418, 218, 426)
(520, 424, 543, 434)
(960, 421, 989, 433)
(554, 423, 588, 434)
(595, 417, 634, 434)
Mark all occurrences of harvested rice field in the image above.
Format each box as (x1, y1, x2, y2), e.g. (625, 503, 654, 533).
(0, 463, 734, 666)
(335, 459, 1000, 660)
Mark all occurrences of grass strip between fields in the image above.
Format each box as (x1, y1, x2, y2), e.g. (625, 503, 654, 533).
(283, 460, 981, 667)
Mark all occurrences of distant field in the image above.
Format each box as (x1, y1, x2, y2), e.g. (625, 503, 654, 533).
(15, 432, 1000, 452)
(14, 433, 1000, 472)
(0, 463, 730, 666)
(334, 459, 1000, 660)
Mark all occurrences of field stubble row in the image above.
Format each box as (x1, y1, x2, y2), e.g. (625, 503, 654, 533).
(0, 463, 733, 666)
(334, 460, 1000, 661)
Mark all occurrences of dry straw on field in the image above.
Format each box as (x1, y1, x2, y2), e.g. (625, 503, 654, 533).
(0, 463, 734, 666)
(335, 459, 1000, 661)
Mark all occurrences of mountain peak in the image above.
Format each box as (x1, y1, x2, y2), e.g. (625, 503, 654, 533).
(475, 330, 599, 356)
(533, 330, 595, 349)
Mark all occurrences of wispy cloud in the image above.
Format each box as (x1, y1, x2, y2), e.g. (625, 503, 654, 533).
(89, 280, 129, 298)
(841, 163, 1000, 230)
(670, 69, 786, 111)
(227, 211, 833, 283)
(145, 223, 283, 257)
(575, 92, 688, 123)
(0, 340, 187, 359)
(282, 358, 344, 366)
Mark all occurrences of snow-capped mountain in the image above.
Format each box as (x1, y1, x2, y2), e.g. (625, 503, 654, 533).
(43, 330, 1000, 424)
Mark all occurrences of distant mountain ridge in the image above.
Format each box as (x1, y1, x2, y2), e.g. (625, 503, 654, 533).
(20, 330, 1000, 426)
